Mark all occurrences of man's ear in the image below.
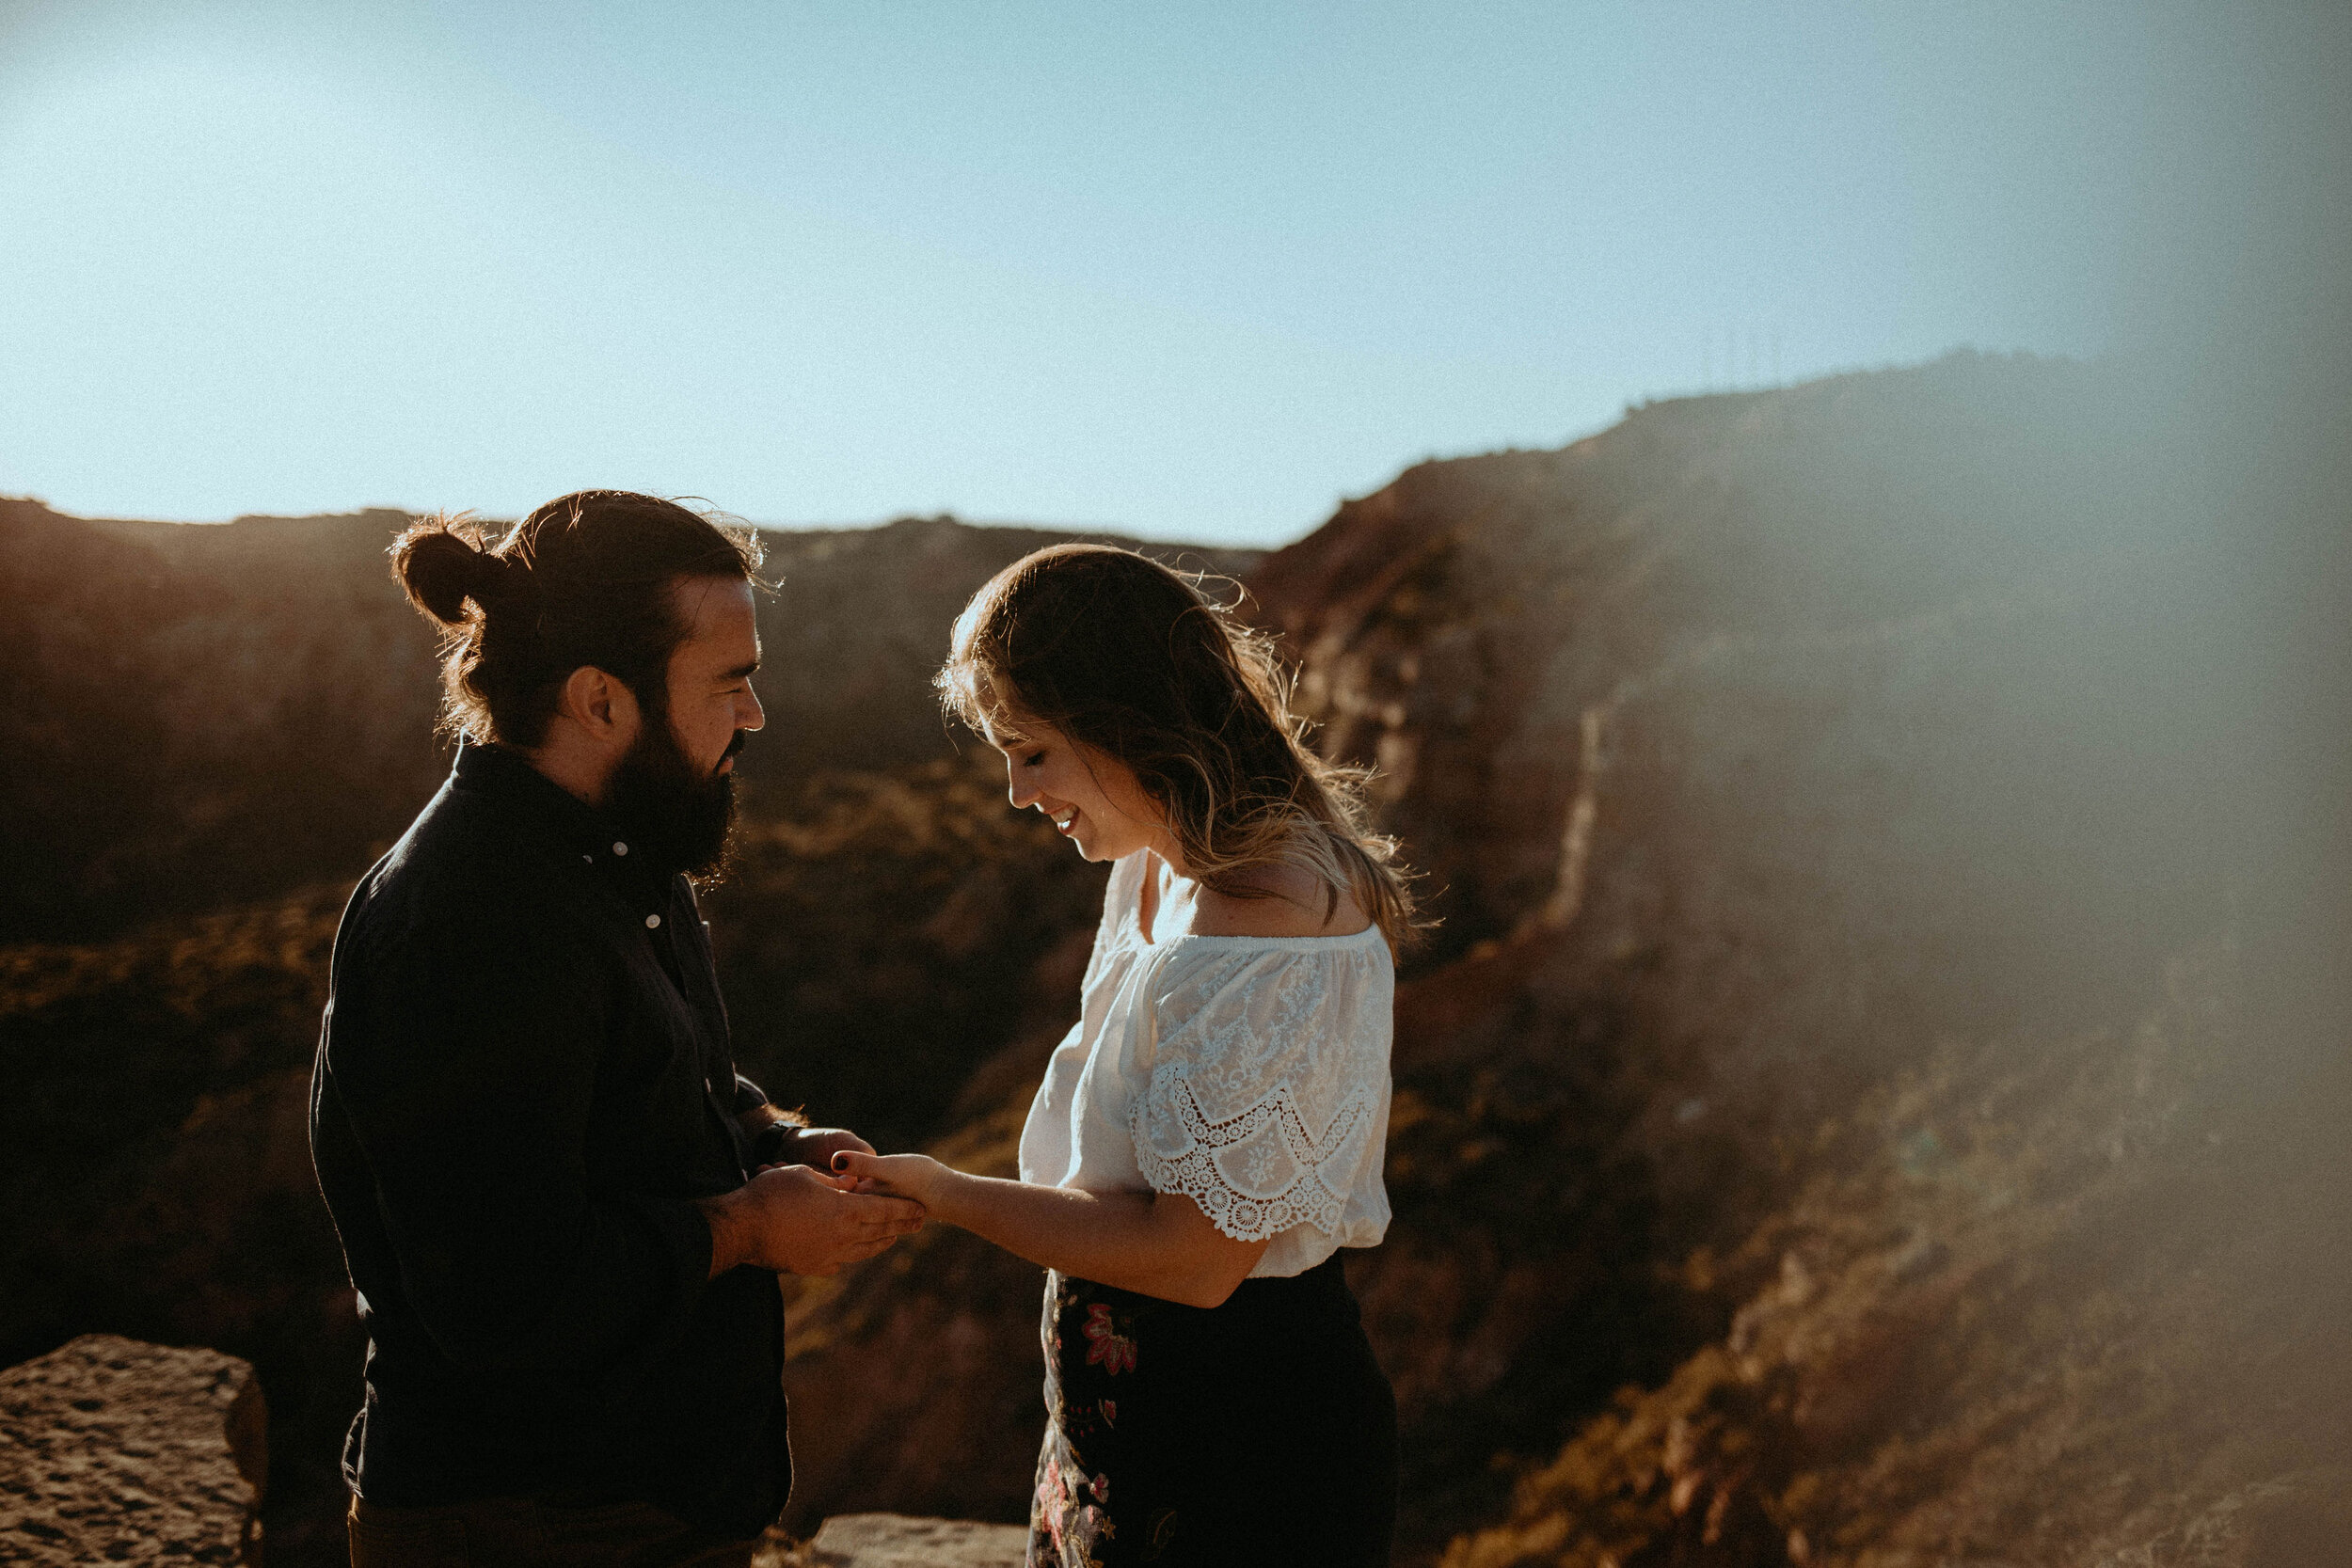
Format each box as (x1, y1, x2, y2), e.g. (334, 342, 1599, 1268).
(556, 665, 643, 749)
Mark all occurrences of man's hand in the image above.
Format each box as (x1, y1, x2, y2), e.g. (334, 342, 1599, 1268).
(697, 1165, 925, 1279)
(768, 1124, 875, 1173)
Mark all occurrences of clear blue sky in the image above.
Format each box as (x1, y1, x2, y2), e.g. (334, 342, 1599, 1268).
(0, 1, 2300, 545)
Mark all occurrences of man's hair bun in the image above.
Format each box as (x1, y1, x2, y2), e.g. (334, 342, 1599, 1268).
(391, 515, 522, 626)
(388, 491, 760, 749)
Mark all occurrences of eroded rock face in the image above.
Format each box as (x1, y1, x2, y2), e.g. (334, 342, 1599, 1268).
(774, 354, 2345, 1562)
(0, 1334, 266, 1565)
(1259, 356, 2333, 1557)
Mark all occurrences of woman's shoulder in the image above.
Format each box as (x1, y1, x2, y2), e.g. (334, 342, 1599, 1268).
(1146, 872, 1393, 1069)
(1188, 862, 1372, 941)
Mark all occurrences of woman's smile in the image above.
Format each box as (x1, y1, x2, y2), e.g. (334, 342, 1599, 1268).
(987, 715, 1171, 864)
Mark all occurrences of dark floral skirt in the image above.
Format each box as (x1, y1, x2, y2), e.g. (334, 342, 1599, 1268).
(1027, 1253, 1397, 1568)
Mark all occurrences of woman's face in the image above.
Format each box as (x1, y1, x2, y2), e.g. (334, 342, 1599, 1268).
(989, 715, 1172, 866)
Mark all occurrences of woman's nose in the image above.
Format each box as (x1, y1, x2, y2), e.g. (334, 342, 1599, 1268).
(1006, 764, 1039, 810)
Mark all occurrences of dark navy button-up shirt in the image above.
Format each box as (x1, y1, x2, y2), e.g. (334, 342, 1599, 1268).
(310, 742, 787, 1538)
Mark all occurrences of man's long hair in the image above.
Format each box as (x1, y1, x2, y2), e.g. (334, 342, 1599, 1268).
(389, 490, 761, 747)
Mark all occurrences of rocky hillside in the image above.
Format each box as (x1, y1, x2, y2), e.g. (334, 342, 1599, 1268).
(1438, 943, 2349, 1567)
(4, 351, 2343, 1566)
(0, 504, 1235, 1564)
(0, 498, 1250, 943)
(771, 354, 2348, 1561)
(0, 499, 442, 943)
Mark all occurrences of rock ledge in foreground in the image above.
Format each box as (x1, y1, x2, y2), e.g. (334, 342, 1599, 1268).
(772, 1512, 1028, 1567)
(0, 1333, 266, 1565)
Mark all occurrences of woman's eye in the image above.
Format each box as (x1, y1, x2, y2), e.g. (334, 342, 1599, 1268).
(1023, 751, 1045, 768)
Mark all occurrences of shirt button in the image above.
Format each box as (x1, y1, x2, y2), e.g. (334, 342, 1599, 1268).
(581, 854, 593, 863)
(612, 841, 629, 856)
(645, 913, 661, 929)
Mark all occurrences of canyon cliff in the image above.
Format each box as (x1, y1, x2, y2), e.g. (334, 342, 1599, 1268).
(3, 352, 2342, 1565)
(770, 354, 2348, 1561)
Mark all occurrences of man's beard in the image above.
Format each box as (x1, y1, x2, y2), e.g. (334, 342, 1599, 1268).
(603, 717, 745, 882)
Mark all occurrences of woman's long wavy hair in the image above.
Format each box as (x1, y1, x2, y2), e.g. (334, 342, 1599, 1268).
(938, 544, 1419, 952)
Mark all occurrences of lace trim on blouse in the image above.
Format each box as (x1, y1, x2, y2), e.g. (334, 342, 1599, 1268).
(1127, 937, 1388, 1244)
(1134, 1070, 1376, 1240)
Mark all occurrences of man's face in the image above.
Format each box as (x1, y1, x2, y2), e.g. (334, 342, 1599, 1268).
(663, 577, 766, 777)
(601, 577, 764, 879)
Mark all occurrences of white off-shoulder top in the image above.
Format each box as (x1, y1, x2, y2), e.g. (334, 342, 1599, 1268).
(1017, 850, 1395, 1279)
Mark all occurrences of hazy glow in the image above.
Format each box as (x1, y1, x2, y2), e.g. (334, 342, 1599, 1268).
(0, 1, 2260, 542)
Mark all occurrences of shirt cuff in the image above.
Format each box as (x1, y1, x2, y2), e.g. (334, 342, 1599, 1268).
(628, 1194, 719, 1290)
(750, 1121, 800, 1168)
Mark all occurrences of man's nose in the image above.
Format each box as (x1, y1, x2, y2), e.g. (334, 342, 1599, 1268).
(739, 686, 767, 732)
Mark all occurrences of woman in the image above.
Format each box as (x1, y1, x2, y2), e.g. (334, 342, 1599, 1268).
(836, 544, 1414, 1567)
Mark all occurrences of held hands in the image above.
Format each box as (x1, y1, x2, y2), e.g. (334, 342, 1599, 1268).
(823, 1152, 1268, 1307)
(769, 1124, 876, 1175)
(698, 1163, 924, 1279)
(830, 1150, 959, 1213)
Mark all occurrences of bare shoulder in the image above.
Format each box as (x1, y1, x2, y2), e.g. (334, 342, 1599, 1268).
(1190, 863, 1373, 939)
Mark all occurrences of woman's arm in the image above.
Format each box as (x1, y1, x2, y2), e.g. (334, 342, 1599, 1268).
(833, 1151, 1268, 1308)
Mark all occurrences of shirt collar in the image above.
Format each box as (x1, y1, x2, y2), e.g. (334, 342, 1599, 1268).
(449, 740, 678, 909)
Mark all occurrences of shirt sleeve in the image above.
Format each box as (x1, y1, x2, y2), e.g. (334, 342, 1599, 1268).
(1129, 947, 1391, 1243)
(322, 904, 715, 1377)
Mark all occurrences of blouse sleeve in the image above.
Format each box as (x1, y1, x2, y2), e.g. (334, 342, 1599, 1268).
(1129, 945, 1390, 1243)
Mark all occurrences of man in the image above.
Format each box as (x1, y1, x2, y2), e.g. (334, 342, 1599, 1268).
(310, 490, 924, 1567)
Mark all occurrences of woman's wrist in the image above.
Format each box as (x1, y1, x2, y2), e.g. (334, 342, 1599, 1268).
(922, 1162, 977, 1225)
(914, 1161, 1003, 1230)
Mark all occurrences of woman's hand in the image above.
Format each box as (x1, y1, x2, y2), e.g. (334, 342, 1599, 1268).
(832, 1150, 961, 1213)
